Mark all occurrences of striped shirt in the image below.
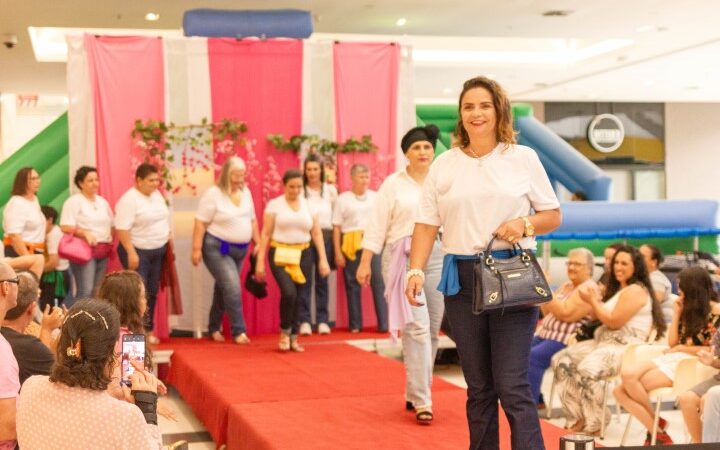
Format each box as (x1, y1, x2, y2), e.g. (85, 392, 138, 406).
(536, 279, 597, 344)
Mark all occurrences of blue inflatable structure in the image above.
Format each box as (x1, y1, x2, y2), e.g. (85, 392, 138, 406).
(514, 107, 612, 201)
(538, 200, 720, 241)
(183, 9, 313, 39)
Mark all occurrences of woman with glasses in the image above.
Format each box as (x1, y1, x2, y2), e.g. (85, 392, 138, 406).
(529, 248, 597, 408)
(3, 167, 45, 257)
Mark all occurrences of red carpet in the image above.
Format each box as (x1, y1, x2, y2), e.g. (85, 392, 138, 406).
(164, 335, 570, 449)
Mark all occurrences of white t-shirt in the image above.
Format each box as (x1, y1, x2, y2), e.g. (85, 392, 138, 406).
(46, 225, 70, 271)
(196, 186, 256, 244)
(305, 183, 337, 230)
(114, 188, 170, 250)
(417, 145, 560, 255)
(332, 190, 378, 233)
(2, 195, 46, 244)
(59, 193, 114, 244)
(362, 170, 423, 254)
(264, 195, 315, 244)
(650, 270, 673, 321)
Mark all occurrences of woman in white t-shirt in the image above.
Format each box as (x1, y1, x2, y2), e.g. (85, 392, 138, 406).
(115, 164, 170, 340)
(407, 77, 562, 449)
(255, 169, 330, 352)
(299, 154, 337, 335)
(191, 157, 260, 345)
(60, 166, 114, 299)
(2, 167, 46, 256)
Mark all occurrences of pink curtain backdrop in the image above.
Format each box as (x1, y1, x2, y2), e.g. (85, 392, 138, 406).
(208, 38, 303, 336)
(85, 35, 170, 336)
(333, 42, 400, 329)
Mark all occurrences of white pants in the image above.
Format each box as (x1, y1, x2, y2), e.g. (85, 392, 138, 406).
(703, 385, 720, 443)
(382, 240, 444, 409)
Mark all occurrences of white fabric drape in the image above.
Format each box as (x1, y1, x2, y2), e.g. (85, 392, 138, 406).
(396, 44, 416, 170)
(66, 35, 96, 191)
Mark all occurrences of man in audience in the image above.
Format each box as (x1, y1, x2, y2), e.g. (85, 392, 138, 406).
(639, 244, 673, 322)
(704, 385, 720, 443)
(1, 273, 58, 384)
(0, 262, 20, 450)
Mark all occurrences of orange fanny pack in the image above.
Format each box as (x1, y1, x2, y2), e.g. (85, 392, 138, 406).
(3, 236, 45, 253)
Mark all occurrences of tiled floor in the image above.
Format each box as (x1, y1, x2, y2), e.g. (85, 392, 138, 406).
(158, 335, 692, 448)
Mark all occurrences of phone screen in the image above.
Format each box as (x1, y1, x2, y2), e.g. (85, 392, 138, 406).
(121, 334, 146, 386)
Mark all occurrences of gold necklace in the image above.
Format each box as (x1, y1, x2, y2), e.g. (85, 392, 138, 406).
(464, 146, 494, 166)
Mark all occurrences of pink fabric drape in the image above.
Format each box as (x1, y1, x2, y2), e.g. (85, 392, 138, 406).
(85, 35, 169, 336)
(333, 42, 400, 329)
(208, 38, 303, 335)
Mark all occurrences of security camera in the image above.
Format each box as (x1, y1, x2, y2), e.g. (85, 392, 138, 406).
(3, 34, 18, 49)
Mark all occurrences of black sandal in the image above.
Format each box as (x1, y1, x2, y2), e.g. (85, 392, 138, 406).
(405, 401, 413, 411)
(415, 409, 433, 425)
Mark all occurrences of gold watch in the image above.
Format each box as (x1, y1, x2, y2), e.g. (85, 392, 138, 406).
(521, 216, 535, 237)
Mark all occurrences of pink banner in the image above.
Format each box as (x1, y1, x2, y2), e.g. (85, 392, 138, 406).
(333, 42, 400, 329)
(208, 38, 303, 335)
(85, 35, 169, 336)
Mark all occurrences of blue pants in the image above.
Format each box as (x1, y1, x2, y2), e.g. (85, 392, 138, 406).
(202, 234, 249, 337)
(70, 257, 109, 300)
(444, 259, 545, 450)
(342, 249, 387, 331)
(118, 243, 167, 331)
(297, 229, 332, 325)
(528, 336, 566, 404)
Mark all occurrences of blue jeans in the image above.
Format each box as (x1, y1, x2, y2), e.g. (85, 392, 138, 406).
(298, 229, 332, 325)
(202, 234, 249, 337)
(118, 243, 167, 331)
(343, 249, 387, 331)
(70, 257, 109, 300)
(444, 259, 545, 450)
(528, 336, 566, 404)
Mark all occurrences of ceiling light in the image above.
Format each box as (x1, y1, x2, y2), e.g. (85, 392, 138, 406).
(396, 18, 407, 27)
(145, 13, 160, 21)
(635, 25, 654, 33)
(542, 10, 573, 17)
(442, 87, 453, 94)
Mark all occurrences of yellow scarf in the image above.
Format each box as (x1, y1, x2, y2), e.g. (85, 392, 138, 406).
(341, 230, 364, 261)
(270, 240, 310, 284)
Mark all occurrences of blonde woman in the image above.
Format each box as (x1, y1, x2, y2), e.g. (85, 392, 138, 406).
(192, 157, 260, 344)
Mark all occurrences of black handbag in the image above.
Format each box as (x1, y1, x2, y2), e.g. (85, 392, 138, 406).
(574, 319, 602, 342)
(245, 253, 268, 299)
(473, 237, 552, 314)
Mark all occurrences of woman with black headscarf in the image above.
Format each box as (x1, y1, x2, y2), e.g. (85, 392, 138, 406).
(357, 124, 444, 425)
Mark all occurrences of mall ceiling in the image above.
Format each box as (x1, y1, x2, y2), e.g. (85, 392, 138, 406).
(2, 0, 720, 101)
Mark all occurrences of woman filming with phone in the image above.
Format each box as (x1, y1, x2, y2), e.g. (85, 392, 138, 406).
(16, 299, 163, 449)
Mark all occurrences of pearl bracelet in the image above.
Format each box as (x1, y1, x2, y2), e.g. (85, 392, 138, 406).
(406, 269, 425, 283)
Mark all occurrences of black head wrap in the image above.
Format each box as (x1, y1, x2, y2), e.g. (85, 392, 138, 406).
(400, 124, 440, 153)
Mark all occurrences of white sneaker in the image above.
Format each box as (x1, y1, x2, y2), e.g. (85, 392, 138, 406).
(318, 323, 331, 335)
(299, 322, 312, 336)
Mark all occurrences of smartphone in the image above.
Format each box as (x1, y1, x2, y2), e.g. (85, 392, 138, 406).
(121, 334, 146, 387)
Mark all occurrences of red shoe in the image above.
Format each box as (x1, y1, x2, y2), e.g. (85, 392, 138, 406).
(645, 431, 673, 446)
(657, 417, 668, 432)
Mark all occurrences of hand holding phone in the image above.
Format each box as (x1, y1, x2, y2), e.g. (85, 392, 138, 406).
(121, 334, 146, 387)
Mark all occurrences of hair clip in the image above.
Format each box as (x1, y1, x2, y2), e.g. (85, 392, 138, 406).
(66, 339, 82, 358)
(96, 312, 109, 330)
(69, 310, 96, 321)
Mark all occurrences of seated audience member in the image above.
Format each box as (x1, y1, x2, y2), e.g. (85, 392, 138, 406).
(530, 247, 597, 407)
(570, 191, 588, 201)
(704, 385, 720, 443)
(639, 244, 673, 322)
(16, 299, 163, 449)
(1, 273, 62, 384)
(614, 266, 720, 445)
(597, 242, 622, 292)
(679, 328, 720, 443)
(40, 205, 70, 310)
(554, 245, 666, 435)
(98, 271, 174, 419)
(0, 262, 20, 450)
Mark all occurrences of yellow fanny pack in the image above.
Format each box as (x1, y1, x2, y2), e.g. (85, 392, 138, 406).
(270, 240, 310, 284)
(341, 230, 363, 261)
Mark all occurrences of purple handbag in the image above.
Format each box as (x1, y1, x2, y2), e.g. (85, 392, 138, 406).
(58, 233, 92, 264)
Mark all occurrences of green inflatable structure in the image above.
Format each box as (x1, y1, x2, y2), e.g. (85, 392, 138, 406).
(0, 112, 70, 239)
